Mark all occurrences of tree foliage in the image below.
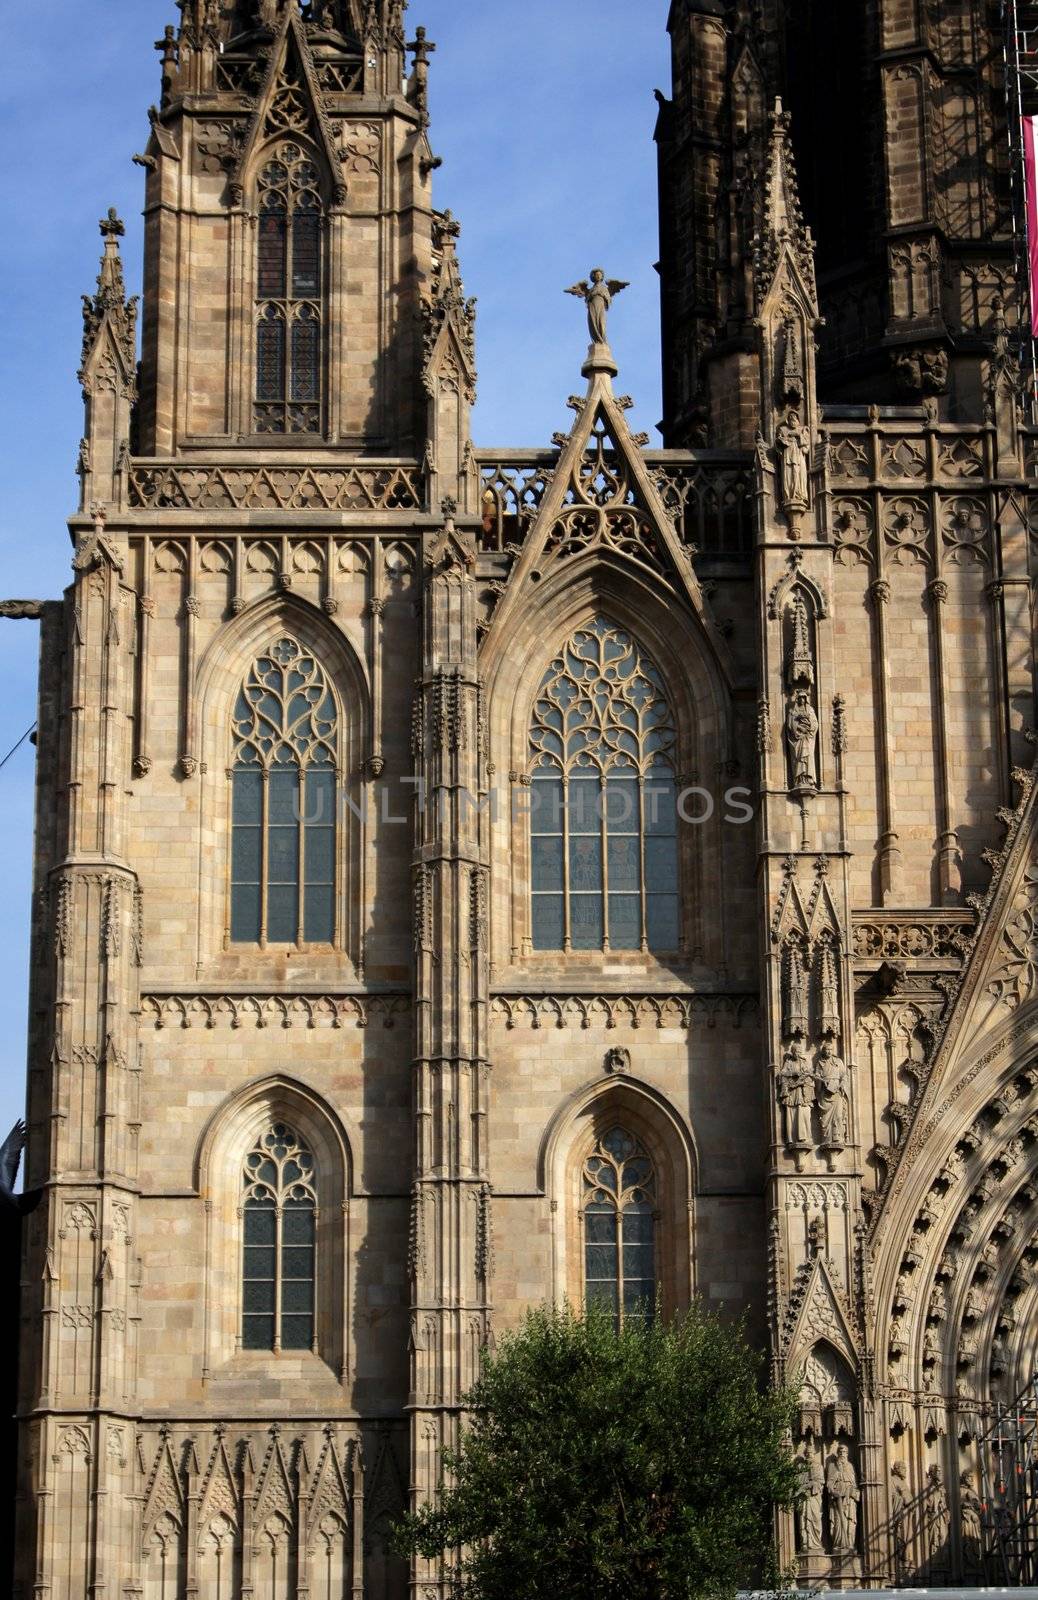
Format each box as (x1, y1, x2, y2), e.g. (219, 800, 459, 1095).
(395, 1302, 798, 1600)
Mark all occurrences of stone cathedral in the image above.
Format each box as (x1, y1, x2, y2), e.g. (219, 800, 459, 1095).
(6, 0, 1038, 1592)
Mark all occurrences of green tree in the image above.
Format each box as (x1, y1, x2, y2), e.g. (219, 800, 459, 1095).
(395, 1302, 798, 1600)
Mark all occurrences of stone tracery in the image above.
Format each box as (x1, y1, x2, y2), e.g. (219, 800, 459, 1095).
(528, 617, 679, 952)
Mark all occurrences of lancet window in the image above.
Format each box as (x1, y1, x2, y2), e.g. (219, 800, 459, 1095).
(241, 1123, 317, 1353)
(582, 1126, 657, 1325)
(254, 141, 324, 434)
(529, 618, 679, 951)
(230, 637, 337, 946)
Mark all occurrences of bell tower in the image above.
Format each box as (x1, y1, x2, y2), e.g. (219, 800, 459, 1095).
(657, 0, 1017, 435)
(137, 0, 437, 455)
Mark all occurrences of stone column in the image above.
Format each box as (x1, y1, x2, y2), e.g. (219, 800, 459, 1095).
(16, 522, 144, 1599)
(408, 504, 491, 1596)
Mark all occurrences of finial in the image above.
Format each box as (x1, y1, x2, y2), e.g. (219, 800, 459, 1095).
(407, 24, 435, 62)
(438, 208, 460, 242)
(100, 209, 125, 241)
(406, 23, 435, 119)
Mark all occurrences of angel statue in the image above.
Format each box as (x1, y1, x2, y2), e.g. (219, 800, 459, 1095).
(0, 1120, 37, 1216)
(565, 268, 629, 347)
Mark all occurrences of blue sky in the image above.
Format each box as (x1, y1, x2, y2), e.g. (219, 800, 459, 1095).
(0, 0, 672, 1144)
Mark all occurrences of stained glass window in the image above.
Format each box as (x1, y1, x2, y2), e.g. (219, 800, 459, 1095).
(230, 637, 337, 946)
(583, 1127, 657, 1326)
(254, 142, 323, 434)
(242, 1123, 317, 1353)
(529, 618, 679, 952)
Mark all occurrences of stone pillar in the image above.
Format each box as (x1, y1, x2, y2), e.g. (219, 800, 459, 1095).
(16, 523, 143, 1599)
(408, 504, 491, 1596)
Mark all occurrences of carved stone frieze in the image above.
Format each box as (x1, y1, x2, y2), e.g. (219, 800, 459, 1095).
(489, 992, 758, 1030)
(140, 992, 410, 1029)
(853, 911, 975, 965)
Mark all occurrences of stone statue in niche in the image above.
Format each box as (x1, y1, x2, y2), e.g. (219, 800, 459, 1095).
(924, 1465, 950, 1562)
(786, 690, 819, 790)
(960, 1472, 983, 1568)
(816, 1043, 850, 1151)
(778, 1040, 814, 1148)
(795, 1448, 824, 1552)
(776, 409, 810, 513)
(826, 1444, 860, 1550)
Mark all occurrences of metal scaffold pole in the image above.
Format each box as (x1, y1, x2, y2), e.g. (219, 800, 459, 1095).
(978, 1372, 1038, 1583)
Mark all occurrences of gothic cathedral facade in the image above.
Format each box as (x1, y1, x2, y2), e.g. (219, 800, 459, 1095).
(8, 0, 1038, 1593)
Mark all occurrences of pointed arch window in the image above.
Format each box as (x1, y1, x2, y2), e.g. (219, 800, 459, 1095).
(582, 1127, 657, 1326)
(230, 637, 337, 946)
(242, 1123, 317, 1353)
(254, 141, 324, 434)
(529, 617, 679, 952)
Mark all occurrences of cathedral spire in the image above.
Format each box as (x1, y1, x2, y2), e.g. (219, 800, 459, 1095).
(78, 210, 138, 509)
(79, 210, 138, 395)
(754, 98, 817, 313)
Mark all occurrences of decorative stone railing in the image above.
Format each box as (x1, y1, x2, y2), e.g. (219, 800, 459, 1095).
(127, 460, 426, 513)
(474, 448, 755, 559)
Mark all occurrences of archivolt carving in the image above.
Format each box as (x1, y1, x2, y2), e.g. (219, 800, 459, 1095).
(864, 765, 1038, 1226)
(880, 1067, 1038, 1427)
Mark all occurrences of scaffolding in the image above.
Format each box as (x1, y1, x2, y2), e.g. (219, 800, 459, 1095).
(978, 1372, 1038, 1583)
(1002, 0, 1038, 408)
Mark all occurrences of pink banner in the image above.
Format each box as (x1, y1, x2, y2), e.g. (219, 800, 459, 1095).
(1024, 115, 1038, 336)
